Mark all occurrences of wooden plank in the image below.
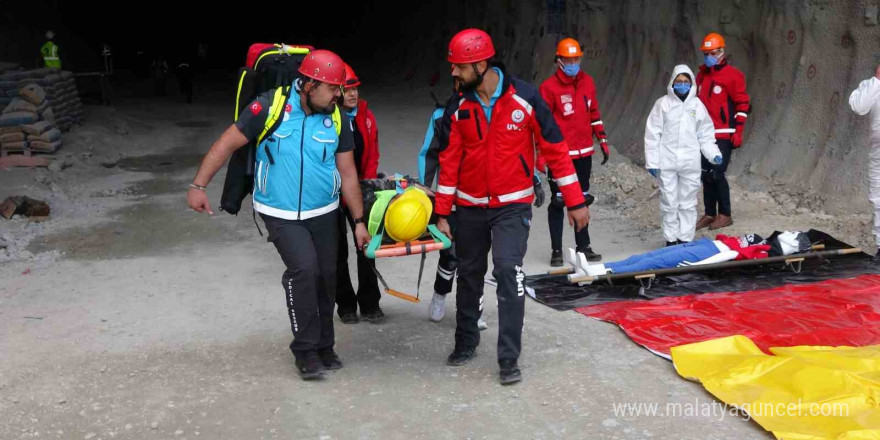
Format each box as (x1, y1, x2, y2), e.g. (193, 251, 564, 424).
(0, 155, 50, 168)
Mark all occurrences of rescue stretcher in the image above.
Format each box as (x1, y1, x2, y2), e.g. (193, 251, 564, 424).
(549, 245, 863, 289)
(364, 224, 452, 303)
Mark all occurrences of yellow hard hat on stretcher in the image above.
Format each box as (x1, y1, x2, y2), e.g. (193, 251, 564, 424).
(385, 188, 432, 242)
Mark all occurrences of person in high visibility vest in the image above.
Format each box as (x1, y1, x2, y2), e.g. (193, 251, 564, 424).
(41, 31, 61, 70)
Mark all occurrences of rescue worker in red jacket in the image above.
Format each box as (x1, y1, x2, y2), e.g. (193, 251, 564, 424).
(435, 29, 589, 385)
(695, 32, 751, 231)
(335, 63, 384, 324)
(539, 38, 608, 266)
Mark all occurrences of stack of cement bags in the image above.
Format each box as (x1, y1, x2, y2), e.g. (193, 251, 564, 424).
(0, 64, 83, 155)
(0, 66, 83, 133)
(44, 71, 83, 131)
(0, 84, 61, 154)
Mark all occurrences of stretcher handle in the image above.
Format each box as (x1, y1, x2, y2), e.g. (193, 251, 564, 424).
(365, 224, 452, 259)
(383, 288, 420, 303)
(374, 242, 445, 258)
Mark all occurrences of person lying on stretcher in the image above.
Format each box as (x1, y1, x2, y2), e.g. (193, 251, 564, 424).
(578, 234, 770, 277)
(361, 175, 436, 244)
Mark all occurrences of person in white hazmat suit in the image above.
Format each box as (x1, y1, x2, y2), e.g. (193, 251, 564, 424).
(644, 65, 723, 246)
(849, 65, 880, 259)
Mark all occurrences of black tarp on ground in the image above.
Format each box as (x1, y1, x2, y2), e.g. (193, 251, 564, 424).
(526, 230, 879, 311)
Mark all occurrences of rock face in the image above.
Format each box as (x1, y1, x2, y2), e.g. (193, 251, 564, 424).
(374, 0, 878, 212)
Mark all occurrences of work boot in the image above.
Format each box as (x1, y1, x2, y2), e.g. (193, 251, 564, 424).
(550, 249, 564, 267)
(317, 348, 343, 370)
(578, 246, 602, 262)
(429, 292, 446, 322)
(499, 359, 522, 385)
(709, 214, 733, 230)
(361, 308, 386, 323)
(294, 351, 325, 380)
(696, 215, 715, 230)
(666, 241, 678, 247)
(339, 311, 359, 324)
(446, 347, 477, 366)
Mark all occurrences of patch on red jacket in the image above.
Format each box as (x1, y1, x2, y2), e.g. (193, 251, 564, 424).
(250, 102, 263, 115)
(366, 119, 372, 129)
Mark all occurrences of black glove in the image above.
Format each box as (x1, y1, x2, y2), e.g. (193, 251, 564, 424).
(600, 141, 610, 165)
(532, 175, 545, 208)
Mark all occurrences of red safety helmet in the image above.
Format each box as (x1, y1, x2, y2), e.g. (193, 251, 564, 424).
(343, 63, 360, 88)
(447, 28, 495, 64)
(299, 49, 346, 86)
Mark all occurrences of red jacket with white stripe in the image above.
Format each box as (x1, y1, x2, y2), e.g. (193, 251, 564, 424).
(696, 60, 751, 141)
(435, 66, 586, 216)
(353, 99, 380, 179)
(538, 69, 607, 167)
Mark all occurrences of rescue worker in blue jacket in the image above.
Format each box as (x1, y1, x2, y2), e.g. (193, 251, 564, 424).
(186, 50, 369, 381)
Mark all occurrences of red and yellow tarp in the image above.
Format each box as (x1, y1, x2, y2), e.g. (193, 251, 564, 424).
(672, 335, 880, 440)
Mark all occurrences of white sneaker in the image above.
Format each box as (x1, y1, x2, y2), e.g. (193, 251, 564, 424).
(478, 317, 488, 331)
(429, 292, 446, 322)
(586, 263, 609, 277)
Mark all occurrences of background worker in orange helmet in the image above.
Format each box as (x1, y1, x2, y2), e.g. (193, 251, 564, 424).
(695, 32, 752, 231)
(539, 37, 609, 267)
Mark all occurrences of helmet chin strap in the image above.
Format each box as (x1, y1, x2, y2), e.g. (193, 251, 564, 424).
(471, 62, 486, 88)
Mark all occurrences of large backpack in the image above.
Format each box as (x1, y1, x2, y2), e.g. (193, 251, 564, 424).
(220, 43, 313, 215)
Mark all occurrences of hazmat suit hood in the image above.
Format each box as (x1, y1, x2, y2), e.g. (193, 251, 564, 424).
(667, 64, 696, 102)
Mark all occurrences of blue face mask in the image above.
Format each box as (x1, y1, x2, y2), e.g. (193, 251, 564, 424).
(672, 82, 691, 95)
(562, 63, 580, 77)
(704, 54, 719, 68)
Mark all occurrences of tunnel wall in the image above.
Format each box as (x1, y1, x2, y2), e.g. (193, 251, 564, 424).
(382, 0, 880, 211)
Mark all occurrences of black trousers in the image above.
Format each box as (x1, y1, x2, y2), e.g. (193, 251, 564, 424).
(260, 211, 338, 359)
(701, 139, 733, 216)
(548, 156, 592, 251)
(433, 210, 457, 296)
(454, 204, 531, 363)
(335, 207, 381, 315)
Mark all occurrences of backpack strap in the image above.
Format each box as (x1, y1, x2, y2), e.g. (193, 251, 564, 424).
(234, 69, 249, 120)
(256, 86, 291, 145)
(256, 87, 341, 155)
(332, 105, 342, 136)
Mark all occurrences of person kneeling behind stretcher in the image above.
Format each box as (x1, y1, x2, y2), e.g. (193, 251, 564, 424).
(580, 234, 770, 276)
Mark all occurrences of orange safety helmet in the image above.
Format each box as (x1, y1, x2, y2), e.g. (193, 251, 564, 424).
(701, 33, 726, 52)
(556, 38, 583, 57)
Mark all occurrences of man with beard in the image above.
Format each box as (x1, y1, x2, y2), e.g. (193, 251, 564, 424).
(435, 29, 590, 384)
(187, 49, 370, 381)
